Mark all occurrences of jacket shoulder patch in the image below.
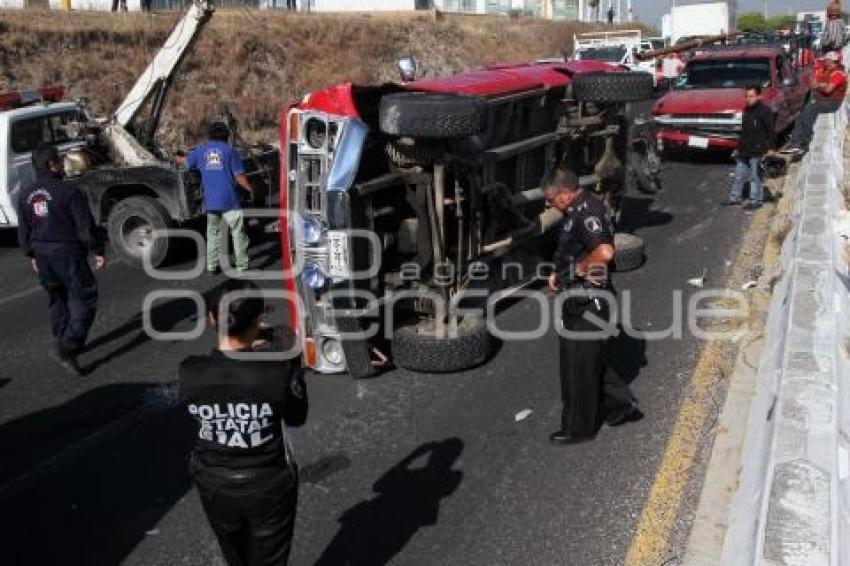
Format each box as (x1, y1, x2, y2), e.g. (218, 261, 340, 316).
(584, 216, 603, 233)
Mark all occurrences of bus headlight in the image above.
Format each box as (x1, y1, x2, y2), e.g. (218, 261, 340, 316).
(302, 217, 323, 245)
(322, 338, 345, 366)
(303, 263, 327, 290)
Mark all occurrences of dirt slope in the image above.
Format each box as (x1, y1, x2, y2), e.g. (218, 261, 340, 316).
(0, 8, 641, 147)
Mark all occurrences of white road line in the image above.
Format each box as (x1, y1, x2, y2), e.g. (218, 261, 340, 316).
(0, 285, 42, 308)
(0, 257, 130, 309)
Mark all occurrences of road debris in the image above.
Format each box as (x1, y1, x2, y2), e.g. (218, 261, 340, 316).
(514, 409, 533, 422)
(687, 269, 708, 288)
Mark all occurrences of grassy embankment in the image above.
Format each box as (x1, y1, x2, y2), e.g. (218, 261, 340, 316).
(0, 8, 644, 147)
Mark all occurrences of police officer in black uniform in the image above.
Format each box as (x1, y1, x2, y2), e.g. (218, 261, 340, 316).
(18, 146, 105, 376)
(180, 279, 307, 566)
(543, 168, 642, 446)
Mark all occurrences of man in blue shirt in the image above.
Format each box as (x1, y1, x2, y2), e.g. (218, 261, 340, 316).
(182, 122, 254, 273)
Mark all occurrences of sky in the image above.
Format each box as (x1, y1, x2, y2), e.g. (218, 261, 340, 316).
(633, 0, 827, 27)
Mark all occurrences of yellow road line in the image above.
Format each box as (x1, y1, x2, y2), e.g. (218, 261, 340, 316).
(624, 196, 781, 565)
(624, 340, 726, 565)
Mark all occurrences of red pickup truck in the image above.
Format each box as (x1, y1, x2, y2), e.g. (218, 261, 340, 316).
(278, 60, 657, 377)
(652, 46, 813, 152)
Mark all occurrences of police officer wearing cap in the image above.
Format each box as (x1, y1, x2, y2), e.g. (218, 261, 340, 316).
(180, 279, 307, 566)
(543, 167, 641, 446)
(18, 146, 105, 376)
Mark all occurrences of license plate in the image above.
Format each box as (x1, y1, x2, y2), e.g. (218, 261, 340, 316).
(688, 136, 710, 149)
(326, 230, 350, 278)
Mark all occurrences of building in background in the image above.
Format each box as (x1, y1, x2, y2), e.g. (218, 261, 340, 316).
(0, 0, 606, 19)
(270, 0, 585, 19)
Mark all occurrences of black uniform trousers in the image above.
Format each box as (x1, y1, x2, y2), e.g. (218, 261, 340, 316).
(558, 291, 634, 438)
(193, 464, 299, 566)
(35, 254, 98, 356)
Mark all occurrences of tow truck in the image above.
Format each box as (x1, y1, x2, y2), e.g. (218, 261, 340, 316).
(0, 0, 277, 266)
(572, 30, 659, 86)
(651, 39, 813, 153)
(280, 58, 660, 377)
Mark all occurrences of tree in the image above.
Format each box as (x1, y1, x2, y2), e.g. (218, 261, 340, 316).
(767, 14, 797, 30)
(737, 12, 769, 32)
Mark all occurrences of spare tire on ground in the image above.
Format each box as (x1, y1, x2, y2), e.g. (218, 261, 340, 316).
(392, 316, 496, 373)
(380, 92, 488, 139)
(613, 232, 645, 272)
(572, 71, 655, 103)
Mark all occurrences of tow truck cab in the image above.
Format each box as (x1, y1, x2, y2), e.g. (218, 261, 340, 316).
(0, 88, 83, 227)
(652, 46, 813, 152)
(572, 30, 659, 86)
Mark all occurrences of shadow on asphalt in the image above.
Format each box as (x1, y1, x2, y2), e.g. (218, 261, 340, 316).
(619, 196, 674, 233)
(80, 291, 212, 375)
(662, 149, 733, 165)
(0, 230, 17, 248)
(80, 241, 281, 375)
(0, 383, 194, 566)
(314, 438, 464, 566)
(0, 378, 9, 390)
(0, 383, 154, 483)
(301, 454, 353, 484)
(157, 220, 280, 269)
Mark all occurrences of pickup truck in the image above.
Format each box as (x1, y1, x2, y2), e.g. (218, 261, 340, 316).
(652, 45, 813, 152)
(279, 59, 660, 377)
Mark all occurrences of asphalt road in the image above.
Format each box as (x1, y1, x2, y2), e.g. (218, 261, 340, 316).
(0, 153, 759, 566)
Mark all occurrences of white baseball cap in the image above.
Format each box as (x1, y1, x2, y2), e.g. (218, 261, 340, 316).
(824, 51, 841, 61)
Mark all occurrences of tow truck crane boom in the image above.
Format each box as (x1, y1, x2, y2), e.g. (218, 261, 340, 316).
(104, 0, 214, 166)
(634, 33, 737, 61)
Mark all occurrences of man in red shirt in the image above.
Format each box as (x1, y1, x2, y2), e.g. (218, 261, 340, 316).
(782, 51, 848, 156)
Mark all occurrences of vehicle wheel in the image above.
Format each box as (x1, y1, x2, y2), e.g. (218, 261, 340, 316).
(379, 92, 488, 139)
(108, 196, 173, 267)
(392, 316, 496, 373)
(614, 232, 645, 272)
(573, 72, 655, 103)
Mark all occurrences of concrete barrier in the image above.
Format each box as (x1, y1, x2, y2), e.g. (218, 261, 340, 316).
(685, 65, 850, 564)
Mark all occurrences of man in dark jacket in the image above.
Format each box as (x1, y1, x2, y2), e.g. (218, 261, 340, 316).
(544, 168, 641, 446)
(723, 85, 775, 210)
(180, 279, 307, 566)
(17, 146, 105, 375)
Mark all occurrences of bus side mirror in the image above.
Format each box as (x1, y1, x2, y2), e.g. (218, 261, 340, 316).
(398, 56, 417, 83)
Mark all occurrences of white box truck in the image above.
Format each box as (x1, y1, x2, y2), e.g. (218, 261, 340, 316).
(670, 2, 734, 43)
